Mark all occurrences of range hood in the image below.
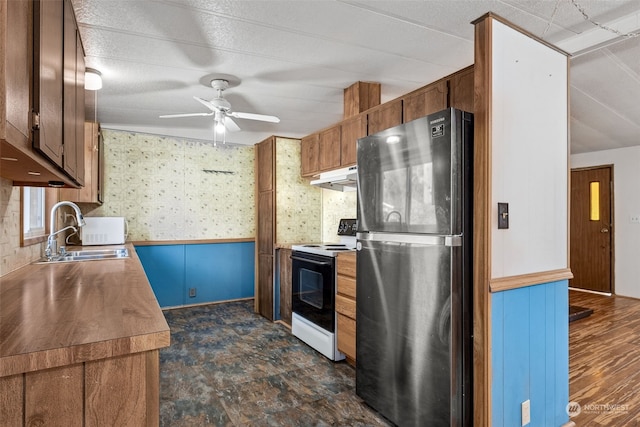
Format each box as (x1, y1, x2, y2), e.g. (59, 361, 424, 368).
(310, 165, 357, 191)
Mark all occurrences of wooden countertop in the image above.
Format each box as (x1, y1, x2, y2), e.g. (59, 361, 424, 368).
(0, 244, 170, 377)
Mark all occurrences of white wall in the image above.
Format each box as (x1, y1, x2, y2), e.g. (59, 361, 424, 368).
(490, 20, 569, 278)
(571, 146, 640, 298)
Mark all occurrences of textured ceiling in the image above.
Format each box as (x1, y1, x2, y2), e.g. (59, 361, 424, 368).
(73, 0, 640, 153)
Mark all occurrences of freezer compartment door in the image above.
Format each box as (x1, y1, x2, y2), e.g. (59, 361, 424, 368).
(355, 237, 467, 426)
(357, 109, 472, 235)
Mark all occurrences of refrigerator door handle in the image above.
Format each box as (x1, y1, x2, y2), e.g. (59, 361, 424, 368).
(356, 232, 462, 247)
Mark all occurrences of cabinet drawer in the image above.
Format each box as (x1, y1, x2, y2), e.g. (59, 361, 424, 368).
(337, 252, 356, 278)
(337, 313, 356, 361)
(335, 294, 356, 319)
(337, 275, 356, 299)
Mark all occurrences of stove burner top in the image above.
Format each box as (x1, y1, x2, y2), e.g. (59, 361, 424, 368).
(291, 218, 357, 257)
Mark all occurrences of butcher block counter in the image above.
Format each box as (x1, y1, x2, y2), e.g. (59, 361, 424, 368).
(0, 243, 170, 426)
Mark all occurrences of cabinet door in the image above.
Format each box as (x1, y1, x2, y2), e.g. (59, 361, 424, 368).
(25, 364, 83, 426)
(279, 248, 292, 325)
(258, 253, 274, 320)
(300, 133, 319, 177)
(367, 99, 402, 135)
(135, 245, 186, 308)
(340, 114, 366, 167)
(4, 0, 32, 146)
(62, 0, 78, 179)
(74, 29, 86, 185)
(337, 314, 356, 361)
(256, 137, 274, 192)
(449, 66, 474, 113)
(318, 125, 341, 171)
(33, 0, 64, 167)
(403, 81, 447, 123)
(59, 122, 101, 203)
(0, 374, 23, 426)
(257, 191, 274, 255)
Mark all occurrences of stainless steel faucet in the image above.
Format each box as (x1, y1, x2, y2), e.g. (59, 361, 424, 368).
(45, 201, 86, 259)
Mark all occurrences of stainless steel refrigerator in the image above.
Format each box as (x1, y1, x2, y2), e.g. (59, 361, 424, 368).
(356, 108, 473, 426)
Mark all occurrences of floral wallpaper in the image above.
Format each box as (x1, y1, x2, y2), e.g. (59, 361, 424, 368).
(321, 188, 357, 242)
(0, 178, 45, 276)
(274, 137, 322, 244)
(89, 130, 255, 241)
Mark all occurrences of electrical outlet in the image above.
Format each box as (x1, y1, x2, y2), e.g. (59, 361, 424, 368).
(630, 215, 640, 224)
(522, 399, 531, 426)
(189, 288, 196, 298)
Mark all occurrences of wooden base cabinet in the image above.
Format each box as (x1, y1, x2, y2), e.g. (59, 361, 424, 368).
(336, 252, 357, 364)
(1, 350, 160, 427)
(278, 248, 293, 325)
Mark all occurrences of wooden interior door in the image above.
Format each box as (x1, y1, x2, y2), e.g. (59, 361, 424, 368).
(570, 167, 613, 293)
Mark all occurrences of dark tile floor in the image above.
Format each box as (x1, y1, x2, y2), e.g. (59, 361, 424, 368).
(160, 300, 392, 426)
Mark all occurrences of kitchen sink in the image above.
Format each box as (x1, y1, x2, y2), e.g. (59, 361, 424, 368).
(36, 248, 129, 264)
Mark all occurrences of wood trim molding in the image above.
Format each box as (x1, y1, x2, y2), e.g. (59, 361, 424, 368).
(473, 15, 493, 427)
(130, 238, 254, 246)
(471, 12, 569, 57)
(490, 268, 574, 292)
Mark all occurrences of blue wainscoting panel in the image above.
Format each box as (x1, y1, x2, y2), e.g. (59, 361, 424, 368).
(135, 245, 186, 307)
(185, 242, 255, 304)
(137, 242, 255, 308)
(491, 280, 569, 427)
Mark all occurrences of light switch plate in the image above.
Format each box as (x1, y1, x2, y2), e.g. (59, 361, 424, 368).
(498, 203, 509, 229)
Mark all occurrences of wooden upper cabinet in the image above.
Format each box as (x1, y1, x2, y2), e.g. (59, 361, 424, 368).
(74, 27, 85, 185)
(403, 80, 447, 123)
(340, 114, 366, 167)
(344, 81, 381, 119)
(367, 99, 402, 135)
(33, 0, 64, 168)
(60, 122, 102, 204)
(2, 0, 85, 187)
(3, 0, 32, 147)
(318, 125, 341, 172)
(449, 66, 475, 113)
(256, 137, 274, 192)
(300, 133, 319, 177)
(63, 0, 79, 180)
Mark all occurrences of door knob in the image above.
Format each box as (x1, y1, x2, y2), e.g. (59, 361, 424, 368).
(601, 228, 609, 233)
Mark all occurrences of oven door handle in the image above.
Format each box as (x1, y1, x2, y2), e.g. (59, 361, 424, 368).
(290, 256, 333, 266)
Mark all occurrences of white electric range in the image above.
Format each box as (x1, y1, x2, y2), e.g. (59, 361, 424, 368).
(290, 218, 357, 360)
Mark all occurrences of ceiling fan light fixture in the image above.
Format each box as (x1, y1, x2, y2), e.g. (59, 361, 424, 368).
(215, 120, 226, 134)
(85, 68, 102, 90)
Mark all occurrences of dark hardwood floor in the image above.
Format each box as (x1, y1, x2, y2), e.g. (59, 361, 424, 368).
(569, 290, 640, 425)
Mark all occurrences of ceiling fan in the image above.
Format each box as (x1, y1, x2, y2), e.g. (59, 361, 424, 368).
(159, 79, 280, 136)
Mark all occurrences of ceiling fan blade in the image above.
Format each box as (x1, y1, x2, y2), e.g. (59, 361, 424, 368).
(159, 112, 214, 118)
(229, 111, 280, 123)
(193, 96, 217, 111)
(224, 117, 241, 132)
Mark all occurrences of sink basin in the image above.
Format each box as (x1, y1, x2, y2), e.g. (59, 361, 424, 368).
(36, 248, 129, 264)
